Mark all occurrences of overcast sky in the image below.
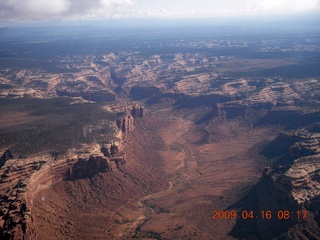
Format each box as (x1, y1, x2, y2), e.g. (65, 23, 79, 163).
(0, 0, 319, 21)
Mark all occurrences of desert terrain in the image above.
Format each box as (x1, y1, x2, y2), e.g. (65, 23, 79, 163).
(0, 23, 320, 239)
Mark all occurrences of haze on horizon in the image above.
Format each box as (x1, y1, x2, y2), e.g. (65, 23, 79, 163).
(0, 0, 320, 23)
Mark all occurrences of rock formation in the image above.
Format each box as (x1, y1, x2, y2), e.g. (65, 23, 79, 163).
(116, 106, 143, 133)
(139, 107, 144, 117)
(120, 117, 133, 133)
(230, 126, 320, 239)
(0, 139, 126, 240)
(196, 104, 226, 124)
(67, 155, 111, 180)
(127, 116, 133, 132)
(263, 127, 320, 205)
(0, 159, 45, 240)
(264, 154, 320, 205)
(261, 129, 320, 165)
(131, 106, 138, 118)
(116, 118, 122, 129)
(122, 118, 127, 133)
(131, 106, 144, 118)
(0, 150, 14, 169)
(56, 88, 116, 102)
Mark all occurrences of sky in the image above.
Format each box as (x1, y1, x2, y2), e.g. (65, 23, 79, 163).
(0, 0, 319, 21)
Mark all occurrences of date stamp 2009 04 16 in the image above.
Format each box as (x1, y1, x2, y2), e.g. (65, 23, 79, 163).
(212, 209, 307, 221)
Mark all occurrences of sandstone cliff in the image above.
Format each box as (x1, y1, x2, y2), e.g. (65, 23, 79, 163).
(0, 131, 127, 239)
(230, 127, 320, 239)
(116, 106, 144, 133)
(265, 154, 320, 205)
(266, 128, 320, 214)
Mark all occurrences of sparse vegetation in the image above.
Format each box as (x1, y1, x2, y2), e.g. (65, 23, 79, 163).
(0, 97, 118, 155)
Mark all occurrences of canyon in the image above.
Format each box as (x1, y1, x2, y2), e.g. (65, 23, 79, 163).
(0, 23, 319, 239)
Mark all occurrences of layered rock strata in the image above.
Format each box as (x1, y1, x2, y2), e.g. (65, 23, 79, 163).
(261, 127, 320, 231)
(230, 127, 320, 239)
(0, 134, 126, 239)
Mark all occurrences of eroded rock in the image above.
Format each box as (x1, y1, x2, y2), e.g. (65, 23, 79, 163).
(0, 150, 14, 169)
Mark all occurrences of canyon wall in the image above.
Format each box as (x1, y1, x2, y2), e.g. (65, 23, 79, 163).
(116, 106, 144, 133)
(230, 127, 320, 239)
(0, 133, 127, 239)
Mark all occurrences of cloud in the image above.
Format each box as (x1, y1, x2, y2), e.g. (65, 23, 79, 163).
(0, 0, 133, 20)
(259, 0, 320, 12)
(133, 0, 320, 17)
(0, 0, 319, 20)
(127, 1, 320, 19)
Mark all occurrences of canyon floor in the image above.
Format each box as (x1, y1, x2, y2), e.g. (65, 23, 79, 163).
(116, 109, 278, 239)
(30, 105, 278, 240)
